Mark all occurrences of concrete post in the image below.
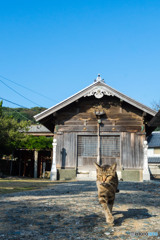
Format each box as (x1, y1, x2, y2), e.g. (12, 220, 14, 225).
(143, 140, 150, 181)
(34, 150, 38, 178)
(97, 122, 101, 165)
(50, 138, 57, 180)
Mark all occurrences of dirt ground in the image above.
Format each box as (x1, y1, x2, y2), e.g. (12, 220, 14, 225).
(0, 180, 160, 240)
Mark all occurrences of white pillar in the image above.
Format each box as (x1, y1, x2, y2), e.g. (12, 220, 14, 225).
(50, 138, 57, 181)
(143, 140, 150, 181)
(97, 122, 101, 164)
(34, 150, 38, 178)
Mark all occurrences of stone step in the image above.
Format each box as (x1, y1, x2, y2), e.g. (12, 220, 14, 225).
(77, 171, 96, 180)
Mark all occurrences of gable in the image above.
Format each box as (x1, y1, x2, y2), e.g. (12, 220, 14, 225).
(34, 80, 156, 132)
(52, 95, 149, 135)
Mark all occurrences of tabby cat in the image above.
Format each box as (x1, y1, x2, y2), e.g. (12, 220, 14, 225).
(95, 162, 119, 224)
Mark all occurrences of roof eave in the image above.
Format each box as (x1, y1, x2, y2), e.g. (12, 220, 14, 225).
(34, 81, 100, 121)
(34, 81, 156, 122)
(149, 110, 160, 126)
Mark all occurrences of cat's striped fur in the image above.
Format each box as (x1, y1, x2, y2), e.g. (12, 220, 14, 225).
(95, 162, 118, 224)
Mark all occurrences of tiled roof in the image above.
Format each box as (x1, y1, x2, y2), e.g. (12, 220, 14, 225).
(148, 157, 160, 163)
(147, 131, 160, 148)
(27, 124, 51, 133)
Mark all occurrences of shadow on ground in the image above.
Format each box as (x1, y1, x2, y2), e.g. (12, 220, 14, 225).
(113, 208, 155, 226)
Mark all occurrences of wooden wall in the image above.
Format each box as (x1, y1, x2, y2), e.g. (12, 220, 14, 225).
(121, 132, 145, 169)
(54, 95, 146, 170)
(56, 132, 77, 169)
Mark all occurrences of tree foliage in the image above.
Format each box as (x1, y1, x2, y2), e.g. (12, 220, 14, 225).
(0, 100, 2, 116)
(20, 135, 53, 151)
(0, 101, 29, 156)
(0, 102, 52, 155)
(2, 106, 46, 123)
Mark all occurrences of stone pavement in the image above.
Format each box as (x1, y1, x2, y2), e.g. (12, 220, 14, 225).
(0, 180, 160, 240)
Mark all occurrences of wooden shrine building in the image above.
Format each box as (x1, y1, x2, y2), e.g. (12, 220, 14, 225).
(34, 75, 156, 181)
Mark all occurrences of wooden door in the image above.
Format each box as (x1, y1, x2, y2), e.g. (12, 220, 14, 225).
(77, 135, 121, 172)
(100, 135, 121, 170)
(77, 136, 97, 171)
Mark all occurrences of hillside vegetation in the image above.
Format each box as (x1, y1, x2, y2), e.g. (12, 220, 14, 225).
(2, 107, 46, 123)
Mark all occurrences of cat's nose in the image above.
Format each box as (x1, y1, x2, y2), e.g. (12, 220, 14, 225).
(102, 176, 106, 182)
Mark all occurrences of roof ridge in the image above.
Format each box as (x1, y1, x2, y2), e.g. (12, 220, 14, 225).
(34, 79, 156, 122)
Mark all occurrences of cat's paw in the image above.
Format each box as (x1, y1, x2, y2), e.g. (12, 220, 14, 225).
(106, 216, 114, 224)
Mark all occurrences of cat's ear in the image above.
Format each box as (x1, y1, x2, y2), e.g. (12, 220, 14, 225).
(110, 163, 117, 171)
(94, 162, 101, 170)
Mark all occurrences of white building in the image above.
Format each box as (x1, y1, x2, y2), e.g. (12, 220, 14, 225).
(147, 131, 160, 179)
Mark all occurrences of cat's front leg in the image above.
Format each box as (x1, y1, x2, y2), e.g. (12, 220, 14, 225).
(101, 202, 114, 224)
(108, 199, 114, 212)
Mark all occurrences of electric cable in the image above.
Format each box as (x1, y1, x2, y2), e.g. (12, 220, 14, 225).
(0, 97, 44, 121)
(3, 108, 31, 121)
(0, 97, 28, 108)
(0, 79, 43, 107)
(0, 74, 57, 103)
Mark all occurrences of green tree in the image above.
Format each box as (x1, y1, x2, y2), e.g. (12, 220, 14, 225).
(0, 100, 2, 116)
(0, 102, 52, 157)
(20, 135, 53, 150)
(0, 102, 29, 156)
(2, 106, 46, 123)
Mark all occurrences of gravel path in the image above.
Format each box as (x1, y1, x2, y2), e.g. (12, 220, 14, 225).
(0, 180, 160, 240)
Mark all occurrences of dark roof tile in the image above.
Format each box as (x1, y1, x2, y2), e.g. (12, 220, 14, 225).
(148, 131, 160, 147)
(148, 157, 160, 163)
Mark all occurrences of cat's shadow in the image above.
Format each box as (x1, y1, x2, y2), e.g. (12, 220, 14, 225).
(113, 208, 155, 226)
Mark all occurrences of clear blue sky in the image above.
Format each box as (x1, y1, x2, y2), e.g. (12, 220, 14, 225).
(0, 0, 160, 110)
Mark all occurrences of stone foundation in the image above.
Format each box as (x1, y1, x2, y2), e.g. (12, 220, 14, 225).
(57, 169, 76, 180)
(122, 169, 143, 182)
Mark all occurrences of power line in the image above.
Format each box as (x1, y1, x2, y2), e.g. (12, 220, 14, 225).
(1, 97, 44, 121)
(0, 97, 46, 121)
(0, 74, 57, 103)
(0, 79, 43, 107)
(3, 108, 31, 121)
(0, 97, 28, 108)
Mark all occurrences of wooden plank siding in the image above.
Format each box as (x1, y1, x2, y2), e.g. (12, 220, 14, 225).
(56, 133, 77, 169)
(34, 80, 156, 180)
(121, 132, 145, 169)
(54, 95, 146, 172)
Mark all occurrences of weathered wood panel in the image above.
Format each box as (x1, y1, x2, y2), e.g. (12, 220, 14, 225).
(63, 132, 77, 168)
(77, 135, 121, 171)
(56, 132, 77, 168)
(77, 135, 97, 171)
(55, 96, 144, 130)
(121, 132, 145, 169)
(57, 125, 142, 133)
(54, 95, 146, 172)
(56, 134, 64, 168)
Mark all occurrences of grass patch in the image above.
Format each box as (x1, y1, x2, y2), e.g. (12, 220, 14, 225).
(0, 178, 74, 194)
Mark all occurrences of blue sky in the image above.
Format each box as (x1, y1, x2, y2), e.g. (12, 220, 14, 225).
(0, 0, 160, 110)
